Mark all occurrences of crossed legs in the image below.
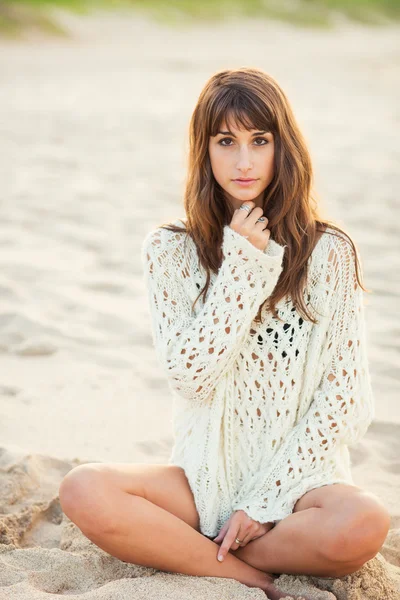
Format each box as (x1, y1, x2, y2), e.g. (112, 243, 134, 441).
(59, 463, 276, 596)
(58, 463, 390, 597)
(231, 482, 391, 577)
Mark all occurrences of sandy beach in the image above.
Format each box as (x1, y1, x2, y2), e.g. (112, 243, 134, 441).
(0, 9, 399, 599)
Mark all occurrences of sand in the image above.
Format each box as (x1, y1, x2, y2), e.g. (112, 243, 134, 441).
(0, 8, 399, 599)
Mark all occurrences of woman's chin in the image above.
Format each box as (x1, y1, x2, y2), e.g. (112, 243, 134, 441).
(230, 191, 263, 205)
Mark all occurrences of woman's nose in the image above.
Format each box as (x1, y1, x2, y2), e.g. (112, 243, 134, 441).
(236, 147, 253, 170)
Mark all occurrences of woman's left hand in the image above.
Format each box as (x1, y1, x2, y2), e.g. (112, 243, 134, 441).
(212, 510, 274, 561)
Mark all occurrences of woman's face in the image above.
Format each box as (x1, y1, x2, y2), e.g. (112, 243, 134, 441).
(208, 119, 275, 212)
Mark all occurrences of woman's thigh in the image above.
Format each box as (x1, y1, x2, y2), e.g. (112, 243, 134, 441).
(292, 481, 388, 517)
(60, 462, 200, 533)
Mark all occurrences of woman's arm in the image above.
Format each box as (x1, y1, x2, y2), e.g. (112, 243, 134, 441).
(232, 235, 375, 524)
(141, 224, 286, 406)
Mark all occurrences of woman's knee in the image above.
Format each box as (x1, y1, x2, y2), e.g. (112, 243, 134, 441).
(59, 463, 109, 528)
(321, 494, 391, 567)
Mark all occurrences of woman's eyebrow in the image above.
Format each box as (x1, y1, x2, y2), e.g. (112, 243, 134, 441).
(216, 130, 269, 136)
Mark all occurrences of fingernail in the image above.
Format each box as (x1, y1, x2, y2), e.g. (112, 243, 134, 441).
(218, 555, 223, 562)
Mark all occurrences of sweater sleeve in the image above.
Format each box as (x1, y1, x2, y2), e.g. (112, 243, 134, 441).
(141, 224, 286, 406)
(232, 235, 375, 524)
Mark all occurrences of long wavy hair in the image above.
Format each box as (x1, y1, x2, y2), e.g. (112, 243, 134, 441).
(158, 67, 368, 325)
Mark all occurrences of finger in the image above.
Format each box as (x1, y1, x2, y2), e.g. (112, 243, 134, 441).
(234, 205, 265, 236)
(231, 525, 255, 550)
(254, 216, 269, 229)
(217, 526, 239, 562)
(234, 200, 254, 214)
(232, 201, 256, 223)
(241, 523, 270, 546)
(236, 530, 253, 547)
(230, 525, 244, 551)
(247, 206, 264, 221)
(213, 521, 229, 544)
(213, 521, 229, 542)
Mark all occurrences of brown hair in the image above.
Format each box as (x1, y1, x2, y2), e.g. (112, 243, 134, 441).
(158, 66, 369, 324)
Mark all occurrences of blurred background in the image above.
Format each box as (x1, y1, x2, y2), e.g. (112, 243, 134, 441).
(0, 2, 399, 597)
(1, 0, 399, 464)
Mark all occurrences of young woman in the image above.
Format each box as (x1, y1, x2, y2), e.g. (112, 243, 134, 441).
(58, 67, 390, 600)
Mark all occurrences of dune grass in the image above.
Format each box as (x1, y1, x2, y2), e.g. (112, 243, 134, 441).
(120, 0, 400, 24)
(1, 0, 399, 38)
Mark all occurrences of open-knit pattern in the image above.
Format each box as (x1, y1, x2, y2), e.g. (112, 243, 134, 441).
(141, 220, 375, 537)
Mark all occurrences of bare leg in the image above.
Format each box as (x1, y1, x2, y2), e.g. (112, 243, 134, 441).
(231, 485, 390, 578)
(61, 482, 307, 599)
(231, 507, 364, 577)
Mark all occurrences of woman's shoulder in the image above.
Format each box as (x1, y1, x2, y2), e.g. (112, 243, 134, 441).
(310, 225, 361, 297)
(141, 218, 191, 262)
(312, 224, 357, 259)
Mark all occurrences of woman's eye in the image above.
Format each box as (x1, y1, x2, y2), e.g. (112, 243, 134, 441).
(254, 137, 269, 145)
(218, 137, 268, 146)
(218, 138, 234, 146)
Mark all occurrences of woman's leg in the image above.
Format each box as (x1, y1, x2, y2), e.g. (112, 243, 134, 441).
(231, 483, 391, 577)
(58, 463, 299, 599)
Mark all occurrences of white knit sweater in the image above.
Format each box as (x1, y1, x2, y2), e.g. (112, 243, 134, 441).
(141, 219, 375, 537)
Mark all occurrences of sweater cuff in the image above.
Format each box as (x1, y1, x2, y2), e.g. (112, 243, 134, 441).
(263, 237, 286, 259)
(222, 225, 286, 269)
(233, 498, 294, 526)
(233, 475, 352, 525)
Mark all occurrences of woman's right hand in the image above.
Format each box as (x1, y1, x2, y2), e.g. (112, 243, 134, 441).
(229, 200, 271, 252)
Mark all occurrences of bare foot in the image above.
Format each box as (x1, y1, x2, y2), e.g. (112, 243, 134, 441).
(263, 577, 314, 600)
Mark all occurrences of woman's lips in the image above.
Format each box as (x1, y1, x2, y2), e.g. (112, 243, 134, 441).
(233, 179, 257, 186)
